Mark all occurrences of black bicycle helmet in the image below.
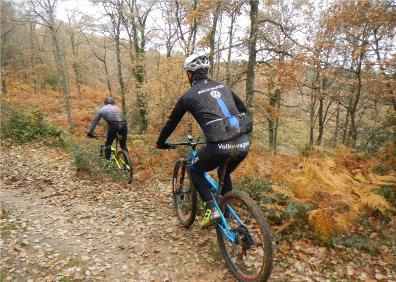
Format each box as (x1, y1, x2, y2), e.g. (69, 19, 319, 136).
(104, 96, 115, 105)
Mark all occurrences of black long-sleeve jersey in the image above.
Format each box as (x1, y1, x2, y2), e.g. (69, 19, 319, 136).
(157, 78, 252, 143)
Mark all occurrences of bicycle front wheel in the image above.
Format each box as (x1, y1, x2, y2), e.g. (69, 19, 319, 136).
(116, 150, 133, 183)
(172, 159, 197, 227)
(217, 191, 273, 282)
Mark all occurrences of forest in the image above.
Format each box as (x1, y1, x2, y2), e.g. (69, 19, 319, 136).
(1, 0, 395, 281)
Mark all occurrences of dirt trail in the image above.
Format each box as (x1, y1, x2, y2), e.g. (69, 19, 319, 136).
(1, 143, 395, 281)
(1, 143, 234, 281)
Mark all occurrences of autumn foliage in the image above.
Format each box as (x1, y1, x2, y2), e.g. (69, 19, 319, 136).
(1, 0, 395, 240)
(286, 146, 395, 237)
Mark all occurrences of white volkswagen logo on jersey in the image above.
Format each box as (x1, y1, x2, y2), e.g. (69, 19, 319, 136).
(210, 90, 222, 99)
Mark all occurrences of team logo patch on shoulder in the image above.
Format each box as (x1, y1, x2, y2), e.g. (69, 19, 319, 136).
(210, 90, 222, 99)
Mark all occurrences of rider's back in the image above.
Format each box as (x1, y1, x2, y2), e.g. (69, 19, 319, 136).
(98, 104, 126, 122)
(182, 79, 252, 143)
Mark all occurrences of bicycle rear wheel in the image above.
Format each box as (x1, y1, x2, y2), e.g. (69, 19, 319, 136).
(116, 149, 133, 183)
(216, 191, 273, 282)
(172, 158, 197, 227)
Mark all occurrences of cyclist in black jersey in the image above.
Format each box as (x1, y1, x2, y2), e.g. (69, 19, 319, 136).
(87, 97, 128, 160)
(156, 54, 252, 228)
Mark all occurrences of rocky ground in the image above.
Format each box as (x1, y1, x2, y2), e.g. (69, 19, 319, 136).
(1, 142, 395, 281)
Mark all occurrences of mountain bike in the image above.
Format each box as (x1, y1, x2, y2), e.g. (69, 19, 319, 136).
(169, 135, 273, 282)
(96, 134, 133, 184)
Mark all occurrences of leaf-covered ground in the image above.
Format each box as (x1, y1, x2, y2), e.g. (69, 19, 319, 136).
(1, 142, 395, 281)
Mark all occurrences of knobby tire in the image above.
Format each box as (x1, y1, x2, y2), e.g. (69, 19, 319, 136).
(116, 149, 133, 183)
(216, 191, 273, 282)
(172, 158, 197, 227)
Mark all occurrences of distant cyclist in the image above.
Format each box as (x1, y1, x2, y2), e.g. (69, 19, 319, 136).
(156, 53, 252, 228)
(87, 97, 128, 160)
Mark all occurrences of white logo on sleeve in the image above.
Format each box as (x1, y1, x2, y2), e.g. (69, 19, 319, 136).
(210, 90, 222, 99)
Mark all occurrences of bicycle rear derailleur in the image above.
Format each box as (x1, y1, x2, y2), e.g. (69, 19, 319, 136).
(232, 225, 255, 251)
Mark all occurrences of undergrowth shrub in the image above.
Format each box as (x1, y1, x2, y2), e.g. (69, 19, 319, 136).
(65, 140, 130, 183)
(358, 112, 396, 154)
(235, 144, 395, 242)
(373, 141, 396, 176)
(1, 103, 63, 143)
(331, 235, 379, 254)
(374, 186, 396, 210)
(287, 147, 395, 239)
(235, 176, 311, 232)
(43, 70, 59, 91)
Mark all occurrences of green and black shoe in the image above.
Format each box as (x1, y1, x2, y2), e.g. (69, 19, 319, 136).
(200, 207, 220, 228)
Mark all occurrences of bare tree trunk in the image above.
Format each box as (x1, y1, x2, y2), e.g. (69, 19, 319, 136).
(85, 35, 112, 96)
(348, 110, 357, 147)
(208, 1, 221, 76)
(189, 0, 198, 54)
(226, 9, 236, 85)
(72, 62, 83, 100)
(115, 37, 127, 115)
(0, 4, 9, 97)
(390, 71, 396, 111)
(268, 90, 280, 151)
(332, 100, 340, 147)
(135, 63, 148, 133)
(121, 0, 152, 133)
(348, 55, 364, 148)
(51, 33, 73, 130)
(309, 94, 315, 147)
(174, 0, 198, 55)
(1, 69, 7, 96)
(29, 22, 37, 94)
(342, 105, 350, 145)
(215, 11, 222, 80)
(315, 98, 324, 145)
(104, 58, 112, 96)
(274, 100, 280, 154)
(48, 18, 73, 130)
(101, 0, 127, 114)
(31, 0, 73, 129)
(70, 33, 83, 100)
(268, 116, 275, 150)
(245, 0, 259, 116)
(374, 30, 395, 112)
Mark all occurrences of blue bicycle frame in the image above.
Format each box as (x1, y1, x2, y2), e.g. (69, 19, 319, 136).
(188, 149, 248, 245)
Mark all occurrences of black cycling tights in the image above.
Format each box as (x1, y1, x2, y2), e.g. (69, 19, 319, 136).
(189, 134, 250, 202)
(104, 121, 128, 159)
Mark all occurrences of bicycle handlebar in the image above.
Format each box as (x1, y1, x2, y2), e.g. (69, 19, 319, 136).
(89, 134, 121, 140)
(169, 141, 205, 149)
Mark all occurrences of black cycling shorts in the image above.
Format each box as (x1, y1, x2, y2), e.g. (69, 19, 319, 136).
(189, 134, 250, 201)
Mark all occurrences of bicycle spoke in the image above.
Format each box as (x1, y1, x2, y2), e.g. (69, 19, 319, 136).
(229, 202, 264, 273)
(172, 160, 197, 227)
(114, 150, 133, 183)
(217, 191, 273, 281)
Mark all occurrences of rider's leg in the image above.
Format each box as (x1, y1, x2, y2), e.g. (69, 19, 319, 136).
(118, 121, 128, 151)
(105, 123, 117, 159)
(189, 144, 224, 228)
(216, 134, 250, 196)
(189, 144, 218, 202)
(217, 152, 248, 196)
(189, 166, 212, 202)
